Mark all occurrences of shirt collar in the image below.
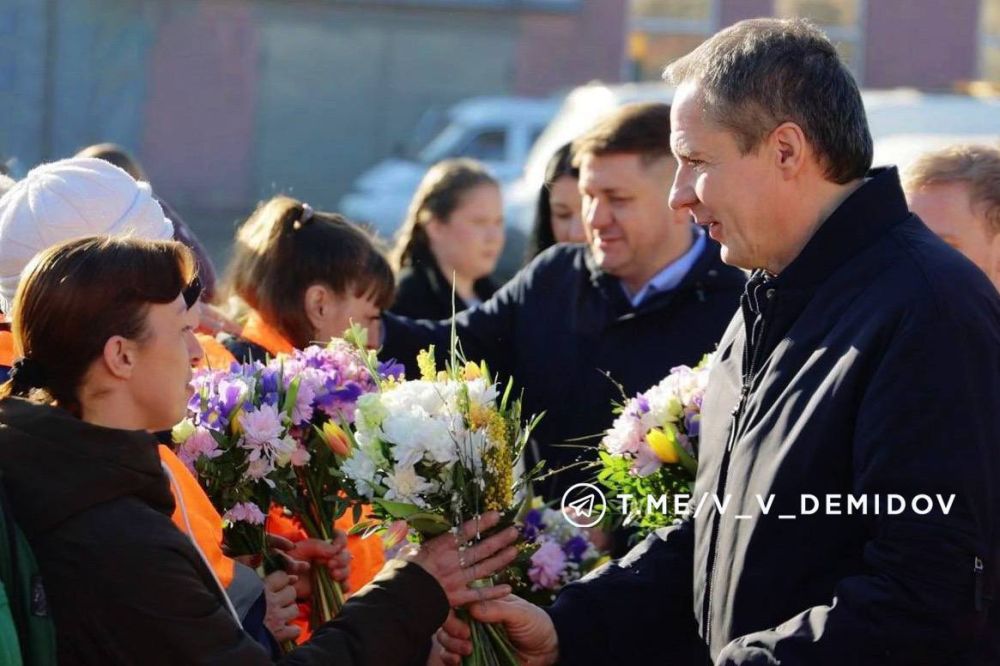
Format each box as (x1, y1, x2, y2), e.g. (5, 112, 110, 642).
(621, 227, 707, 307)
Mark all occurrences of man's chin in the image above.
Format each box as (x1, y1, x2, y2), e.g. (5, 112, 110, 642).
(718, 245, 752, 271)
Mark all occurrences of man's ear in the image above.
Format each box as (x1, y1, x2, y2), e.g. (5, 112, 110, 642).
(770, 121, 807, 179)
(304, 283, 329, 331)
(102, 335, 138, 380)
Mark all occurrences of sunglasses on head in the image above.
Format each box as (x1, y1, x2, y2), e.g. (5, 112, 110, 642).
(182, 275, 203, 310)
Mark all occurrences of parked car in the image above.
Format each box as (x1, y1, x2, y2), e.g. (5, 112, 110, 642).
(505, 82, 1000, 247)
(339, 95, 559, 240)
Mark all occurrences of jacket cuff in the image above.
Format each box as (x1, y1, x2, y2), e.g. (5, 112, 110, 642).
(544, 585, 603, 664)
(373, 559, 450, 636)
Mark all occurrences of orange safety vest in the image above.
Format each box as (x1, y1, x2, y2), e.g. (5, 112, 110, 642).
(241, 310, 385, 634)
(195, 332, 238, 371)
(0, 329, 13, 369)
(161, 445, 236, 588)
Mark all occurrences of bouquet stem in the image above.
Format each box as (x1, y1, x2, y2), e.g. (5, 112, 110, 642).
(457, 608, 518, 666)
(309, 567, 345, 626)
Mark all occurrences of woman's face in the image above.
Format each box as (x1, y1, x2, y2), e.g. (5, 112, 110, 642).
(310, 286, 382, 348)
(131, 295, 204, 431)
(427, 183, 505, 281)
(549, 175, 585, 244)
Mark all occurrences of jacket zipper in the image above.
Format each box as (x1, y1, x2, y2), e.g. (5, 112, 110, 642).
(974, 556, 985, 612)
(702, 290, 773, 647)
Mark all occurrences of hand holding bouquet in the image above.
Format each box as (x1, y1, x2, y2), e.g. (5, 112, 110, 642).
(340, 342, 541, 666)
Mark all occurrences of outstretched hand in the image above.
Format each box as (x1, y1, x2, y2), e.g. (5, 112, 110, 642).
(434, 596, 559, 665)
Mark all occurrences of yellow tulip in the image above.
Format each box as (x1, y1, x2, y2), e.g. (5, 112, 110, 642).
(463, 362, 482, 381)
(646, 427, 679, 463)
(321, 421, 351, 457)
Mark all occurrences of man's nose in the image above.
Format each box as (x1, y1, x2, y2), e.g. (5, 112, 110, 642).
(669, 170, 697, 211)
(587, 198, 612, 229)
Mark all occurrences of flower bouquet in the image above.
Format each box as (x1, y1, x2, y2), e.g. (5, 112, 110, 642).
(340, 342, 541, 666)
(502, 498, 606, 606)
(596, 355, 713, 536)
(173, 360, 303, 569)
(267, 339, 404, 624)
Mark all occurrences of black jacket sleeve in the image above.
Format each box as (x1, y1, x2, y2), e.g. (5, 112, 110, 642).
(717, 300, 1000, 665)
(97, 530, 449, 665)
(381, 260, 530, 378)
(545, 519, 707, 665)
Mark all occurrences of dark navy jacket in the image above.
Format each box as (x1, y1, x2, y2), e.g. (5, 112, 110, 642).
(546, 168, 1000, 664)
(382, 237, 745, 500)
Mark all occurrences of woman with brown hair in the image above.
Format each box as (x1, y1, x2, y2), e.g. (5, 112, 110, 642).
(225, 196, 393, 360)
(389, 159, 505, 320)
(0, 235, 517, 664)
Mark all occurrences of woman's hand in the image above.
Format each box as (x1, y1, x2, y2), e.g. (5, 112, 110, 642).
(263, 570, 302, 642)
(400, 511, 518, 607)
(196, 302, 242, 336)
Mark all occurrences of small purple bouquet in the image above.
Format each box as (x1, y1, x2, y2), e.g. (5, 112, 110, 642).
(172, 359, 303, 566)
(503, 499, 606, 605)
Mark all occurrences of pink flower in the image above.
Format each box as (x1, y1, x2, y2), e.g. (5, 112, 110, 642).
(240, 403, 284, 446)
(290, 446, 311, 467)
(528, 540, 567, 590)
(177, 427, 221, 473)
(223, 502, 266, 526)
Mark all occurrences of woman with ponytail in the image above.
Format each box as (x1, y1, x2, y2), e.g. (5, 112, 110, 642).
(389, 159, 504, 320)
(0, 236, 517, 664)
(223, 196, 395, 640)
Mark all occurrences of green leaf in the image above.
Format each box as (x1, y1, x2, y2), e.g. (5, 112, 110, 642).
(375, 499, 423, 519)
(407, 513, 452, 536)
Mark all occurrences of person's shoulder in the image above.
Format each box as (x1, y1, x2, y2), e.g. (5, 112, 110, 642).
(867, 215, 1000, 327)
(522, 243, 588, 276)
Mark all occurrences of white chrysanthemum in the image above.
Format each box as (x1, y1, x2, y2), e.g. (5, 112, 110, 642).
(384, 466, 435, 507)
(382, 408, 457, 468)
(341, 449, 378, 499)
(381, 380, 447, 417)
(463, 378, 499, 409)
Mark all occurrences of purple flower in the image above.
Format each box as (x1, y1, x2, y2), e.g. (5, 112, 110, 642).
(528, 540, 567, 590)
(562, 535, 589, 562)
(223, 502, 266, 526)
(378, 359, 406, 381)
(523, 509, 544, 542)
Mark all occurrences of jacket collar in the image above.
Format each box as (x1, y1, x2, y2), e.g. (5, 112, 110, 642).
(585, 233, 744, 315)
(0, 397, 172, 538)
(774, 166, 911, 290)
(410, 251, 495, 312)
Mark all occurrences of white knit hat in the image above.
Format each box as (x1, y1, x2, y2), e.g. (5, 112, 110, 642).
(0, 157, 174, 312)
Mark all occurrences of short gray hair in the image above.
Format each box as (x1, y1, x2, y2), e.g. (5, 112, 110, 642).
(663, 18, 872, 184)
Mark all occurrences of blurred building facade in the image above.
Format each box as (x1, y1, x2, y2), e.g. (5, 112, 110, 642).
(629, 0, 1000, 87)
(0, 0, 627, 248)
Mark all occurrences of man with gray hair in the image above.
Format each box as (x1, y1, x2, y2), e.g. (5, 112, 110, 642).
(904, 144, 1000, 292)
(437, 18, 1000, 665)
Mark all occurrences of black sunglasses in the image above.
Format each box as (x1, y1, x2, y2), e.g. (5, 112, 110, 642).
(182, 275, 203, 310)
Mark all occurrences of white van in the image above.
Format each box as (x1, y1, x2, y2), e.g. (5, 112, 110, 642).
(339, 95, 559, 238)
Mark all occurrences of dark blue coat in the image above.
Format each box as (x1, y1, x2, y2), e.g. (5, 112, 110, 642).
(546, 168, 1000, 664)
(382, 237, 746, 500)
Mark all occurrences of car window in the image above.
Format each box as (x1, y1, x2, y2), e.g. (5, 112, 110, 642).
(462, 128, 507, 162)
